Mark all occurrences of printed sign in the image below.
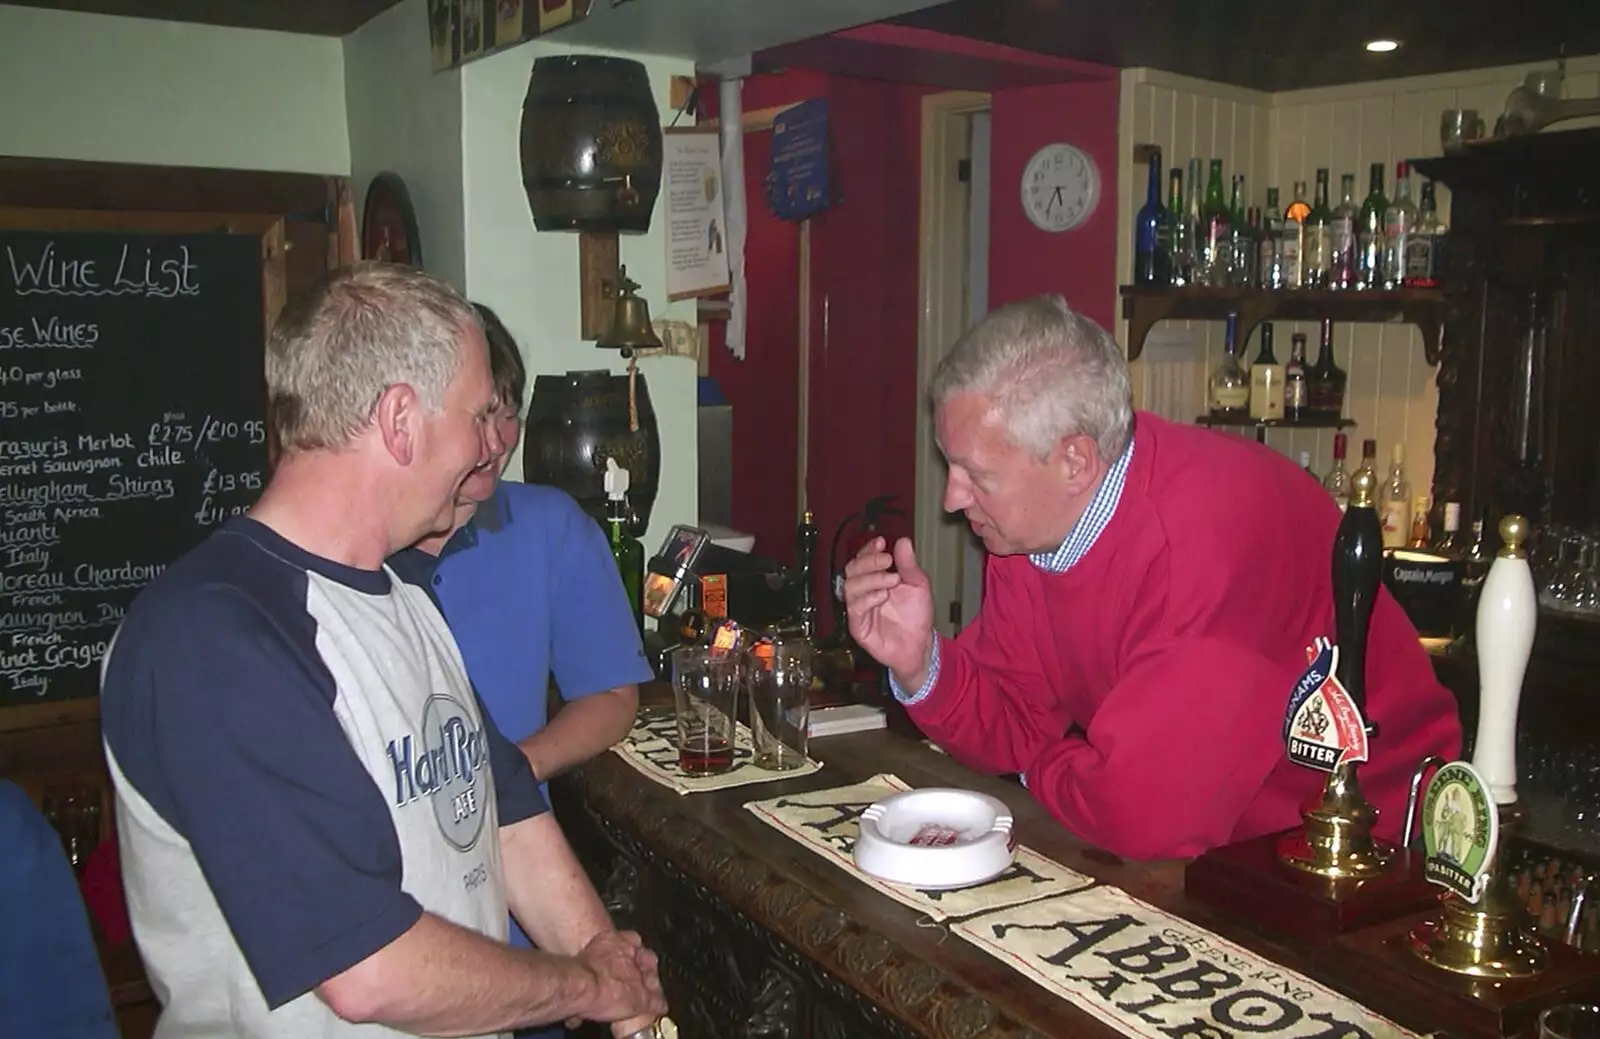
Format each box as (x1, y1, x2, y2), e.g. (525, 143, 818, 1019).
(1283, 638, 1369, 772)
(1420, 760, 1497, 902)
(745, 775, 1093, 921)
(953, 886, 1416, 1039)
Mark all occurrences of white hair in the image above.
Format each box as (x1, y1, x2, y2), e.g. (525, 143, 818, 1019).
(266, 262, 481, 452)
(929, 294, 1134, 462)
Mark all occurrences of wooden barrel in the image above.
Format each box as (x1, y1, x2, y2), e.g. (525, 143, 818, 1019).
(523, 369, 660, 533)
(520, 55, 663, 235)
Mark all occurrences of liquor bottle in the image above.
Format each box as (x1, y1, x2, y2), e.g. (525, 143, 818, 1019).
(1357, 162, 1388, 290)
(1227, 175, 1251, 286)
(1248, 322, 1284, 422)
(1300, 450, 1315, 476)
(1185, 158, 1204, 283)
(1379, 443, 1411, 549)
(1167, 167, 1191, 286)
(1329, 173, 1359, 290)
(1284, 332, 1310, 421)
(1201, 159, 1230, 286)
(1243, 205, 1262, 288)
(604, 459, 645, 636)
(1353, 439, 1379, 513)
(678, 579, 708, 647)
(1283, 180, 1310, 289)
(1407, 495, 1432, 549)
(1208, 312, 1250, 420)
(795, 510, 819, 639)
(1309, 319, 1348, 420)
(1135, 151, 1168, 285)
(1434, 501, 1462, 557)
(1304, 169, 1334, 288)
(1324, 433, 1353, 512)
(1405, 180, 1445, 288)
(1382, 161, 1417, 289)
(1259, 187, 1285, 289)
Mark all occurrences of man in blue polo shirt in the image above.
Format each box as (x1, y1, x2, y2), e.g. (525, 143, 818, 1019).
(389, 306, 651, 960)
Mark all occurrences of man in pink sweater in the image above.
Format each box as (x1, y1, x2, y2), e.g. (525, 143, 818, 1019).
(843, 295, 1460, 861)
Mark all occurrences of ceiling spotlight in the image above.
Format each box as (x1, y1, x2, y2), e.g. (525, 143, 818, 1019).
(1365, 39, 1401, 53)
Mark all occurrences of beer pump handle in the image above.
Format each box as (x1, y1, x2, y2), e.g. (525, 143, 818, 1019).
(1472, 515, 1535, 805)
(1332, 464, 1384, 719)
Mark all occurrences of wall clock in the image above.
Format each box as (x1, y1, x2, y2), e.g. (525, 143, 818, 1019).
(1021, 143, 1100, 233)
(361, 172, 424, 268)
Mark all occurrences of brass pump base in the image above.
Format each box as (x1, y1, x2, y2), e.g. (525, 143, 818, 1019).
(1407, 895, 1548, 979)
(1408, 800, 1548, 979)
(1279, 762, 1392, 880)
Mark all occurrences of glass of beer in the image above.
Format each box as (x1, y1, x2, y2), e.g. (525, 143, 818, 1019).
(748, 640, 814, 771)
(671, 646, 742, 775)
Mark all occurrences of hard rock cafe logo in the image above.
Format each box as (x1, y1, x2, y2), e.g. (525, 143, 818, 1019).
(1282, 637, 1369, 773)
(385, 693, 492, 852)
(1421, 760, 1497, 902)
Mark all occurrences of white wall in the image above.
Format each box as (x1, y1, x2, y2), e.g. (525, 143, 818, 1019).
(345, 0, 467, 290)
(460, 40, 700, 549)
(1116, 55, 1600, 502)
(0, 4, 349, 174)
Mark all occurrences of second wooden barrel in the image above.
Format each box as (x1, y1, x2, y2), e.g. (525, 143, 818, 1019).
(523, 369, 660, 533)
(520, 55, 663, 235)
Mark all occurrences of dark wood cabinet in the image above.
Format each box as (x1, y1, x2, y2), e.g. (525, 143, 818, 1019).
(1417, 130, 1600, 869)
(1417, 129, 1600, 541)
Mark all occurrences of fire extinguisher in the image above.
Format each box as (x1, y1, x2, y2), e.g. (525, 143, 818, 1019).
(825, 494, 910, 640)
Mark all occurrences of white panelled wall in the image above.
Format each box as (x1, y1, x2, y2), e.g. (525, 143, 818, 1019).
(1116, 55, 1600, 498)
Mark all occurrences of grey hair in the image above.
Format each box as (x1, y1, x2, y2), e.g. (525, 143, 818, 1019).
(929, 294, 1133, 462)
(266, 261, 481, 452)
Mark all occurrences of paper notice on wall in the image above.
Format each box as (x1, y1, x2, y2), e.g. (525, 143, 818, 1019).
(662, 129, 731, 303)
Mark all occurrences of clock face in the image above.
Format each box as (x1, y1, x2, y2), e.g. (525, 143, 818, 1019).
(1021, 144, 1100, 233)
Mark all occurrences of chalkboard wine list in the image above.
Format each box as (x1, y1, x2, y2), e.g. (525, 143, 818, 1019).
(1, 229, 269, 707)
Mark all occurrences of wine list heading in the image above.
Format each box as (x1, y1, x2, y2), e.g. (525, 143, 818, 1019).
(6, 240, 201, 299)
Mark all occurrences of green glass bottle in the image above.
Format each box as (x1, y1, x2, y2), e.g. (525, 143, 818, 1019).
(604, 458, 645, 637)
(1201, 159, 1230, 286)
(1357, 162, 1388, 290)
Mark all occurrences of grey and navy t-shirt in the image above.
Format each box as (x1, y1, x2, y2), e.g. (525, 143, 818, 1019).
(101, 518, 546, 1039)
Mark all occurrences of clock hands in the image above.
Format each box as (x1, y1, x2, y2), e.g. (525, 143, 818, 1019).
(1047, 185, 1065, 215)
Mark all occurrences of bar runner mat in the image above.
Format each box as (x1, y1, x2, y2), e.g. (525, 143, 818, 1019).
(951, 885, 1417, 1039)
(612, 710, 821, 795)
(744, 774, 1094, 922)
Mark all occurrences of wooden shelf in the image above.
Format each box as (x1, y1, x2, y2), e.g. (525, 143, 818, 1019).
(1119, 285, 1446, 365)
(1196, 415, 1354, 445)
(1195, 415, 1355, 431)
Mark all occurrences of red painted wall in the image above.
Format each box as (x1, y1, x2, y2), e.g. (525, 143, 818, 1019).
(705, 133, 801, 569)
(988, 79, 1121, 328)
(803, 76, 930, 627)
(701, 62, 1121, 633)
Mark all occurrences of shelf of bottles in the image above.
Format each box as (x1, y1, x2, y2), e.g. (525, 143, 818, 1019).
(1123, 153, 1449, 364)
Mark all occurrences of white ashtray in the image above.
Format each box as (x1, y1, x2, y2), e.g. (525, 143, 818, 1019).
(853, 788, 1016, 890)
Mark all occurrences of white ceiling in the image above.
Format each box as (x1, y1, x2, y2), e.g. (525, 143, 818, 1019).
(551, 0, 946, 66)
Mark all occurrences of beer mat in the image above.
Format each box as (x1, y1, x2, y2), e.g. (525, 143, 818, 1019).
(951, 885, 1417, 1039)
(744, 774, 1095, 922)
(612, 711, 821, 795)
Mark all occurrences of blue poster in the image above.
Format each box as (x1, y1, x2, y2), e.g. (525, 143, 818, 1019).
(766, 99, 834, 222)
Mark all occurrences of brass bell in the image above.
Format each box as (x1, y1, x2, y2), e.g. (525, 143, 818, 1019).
(597, 265, 662, 357)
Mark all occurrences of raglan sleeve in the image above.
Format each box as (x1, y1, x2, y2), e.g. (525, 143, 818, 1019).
(101, 584, 423, 1010)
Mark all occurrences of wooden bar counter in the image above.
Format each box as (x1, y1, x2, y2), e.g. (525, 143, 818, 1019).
(550, 713, 1442, 1039)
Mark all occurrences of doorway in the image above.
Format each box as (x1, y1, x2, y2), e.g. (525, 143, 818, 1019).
(915, 91, 991, 639)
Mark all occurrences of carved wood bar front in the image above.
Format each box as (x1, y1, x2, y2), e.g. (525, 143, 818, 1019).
(549, 726, 1435, 1039)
